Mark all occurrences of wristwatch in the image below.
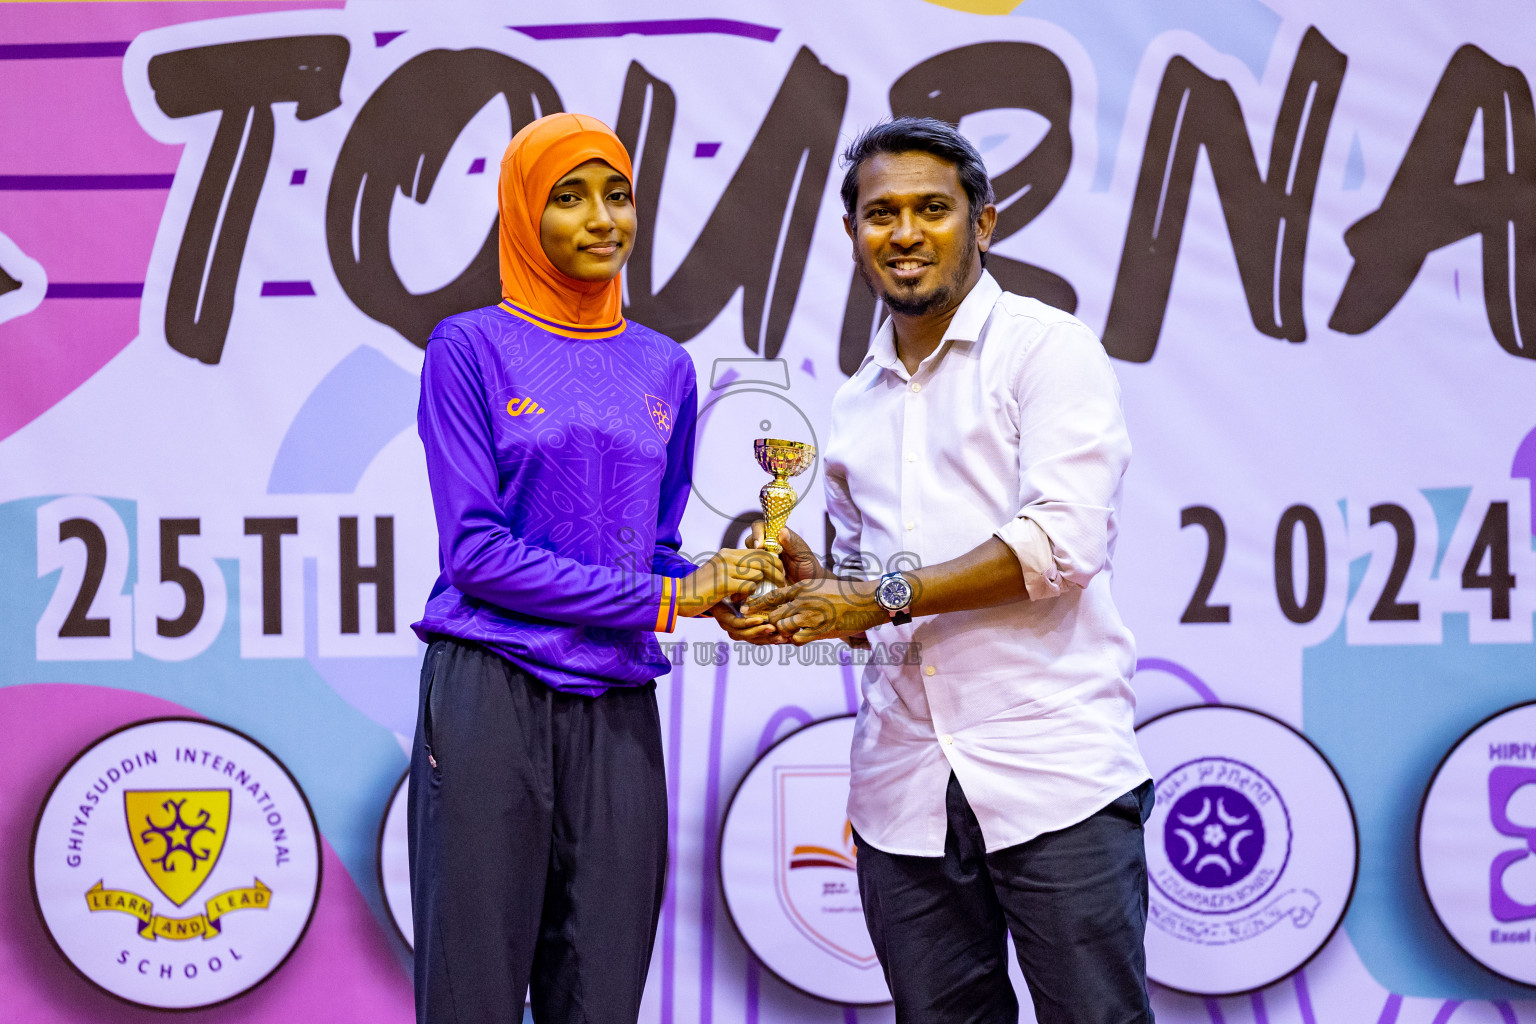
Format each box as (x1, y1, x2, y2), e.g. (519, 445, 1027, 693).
(875, 571, 914, 626)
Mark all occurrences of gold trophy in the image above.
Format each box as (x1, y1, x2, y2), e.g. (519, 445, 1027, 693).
(749, 438, 816, 602)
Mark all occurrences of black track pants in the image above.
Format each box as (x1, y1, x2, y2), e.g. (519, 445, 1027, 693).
(407, 637, 668, 1024)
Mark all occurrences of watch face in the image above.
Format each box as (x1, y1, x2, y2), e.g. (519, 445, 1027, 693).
(877, 574, 912, 611)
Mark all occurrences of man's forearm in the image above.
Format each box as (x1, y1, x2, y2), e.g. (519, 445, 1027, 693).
(753, 531, 1032, 644)
(903, 537, 1028, 617)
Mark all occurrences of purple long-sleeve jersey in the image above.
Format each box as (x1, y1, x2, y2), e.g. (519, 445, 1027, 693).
(410, 301, 699, 695)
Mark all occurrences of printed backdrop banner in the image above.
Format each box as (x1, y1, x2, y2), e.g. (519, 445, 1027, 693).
(2, 0, 1534, 1021)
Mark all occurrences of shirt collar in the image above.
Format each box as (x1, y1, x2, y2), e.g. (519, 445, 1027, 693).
(863, 270, 1003, 378)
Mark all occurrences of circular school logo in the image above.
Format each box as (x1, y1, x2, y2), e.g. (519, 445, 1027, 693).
(30, 718, 321, 1009)
(1139, 706, 1356, 995)
(719, 715, 889, 1005)
(377, 770, 412, 948)
(1166, 784, 1267, 888)
(1419, 701, 1536, 986)
(1155, 763, 1291, 914)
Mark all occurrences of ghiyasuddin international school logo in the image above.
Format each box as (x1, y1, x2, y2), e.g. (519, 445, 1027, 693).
(1138, 706, 1358, 995)
(31, 718, 320, 1010)
(644, 393, 673, 441)
(86, 788, 271, 941)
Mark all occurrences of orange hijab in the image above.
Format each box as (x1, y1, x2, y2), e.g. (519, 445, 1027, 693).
(498, 112, 634, 329)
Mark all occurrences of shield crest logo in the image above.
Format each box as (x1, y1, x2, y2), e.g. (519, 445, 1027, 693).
(125, 790, 231, 907)
(643, 394, 673, 440)
(772, 766, 878, 969)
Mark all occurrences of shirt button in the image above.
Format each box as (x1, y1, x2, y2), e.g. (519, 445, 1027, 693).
(941, 734, 954, 745)
(924, 665, 936, 676)
(906, 453, 917, 463)
(906, 521, 916, 531)
(910, 382, 922, 393)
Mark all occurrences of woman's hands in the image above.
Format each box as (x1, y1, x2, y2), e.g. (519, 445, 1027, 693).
(676, 548, 785, 619)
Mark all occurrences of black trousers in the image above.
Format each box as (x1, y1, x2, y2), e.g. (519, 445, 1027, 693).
(855, 774, 1154, 1024)
(407, 637, 668, 1024)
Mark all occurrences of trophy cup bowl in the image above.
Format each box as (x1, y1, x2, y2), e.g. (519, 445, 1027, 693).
(748, 438, 816, 603)
(755, 438, 817, 485)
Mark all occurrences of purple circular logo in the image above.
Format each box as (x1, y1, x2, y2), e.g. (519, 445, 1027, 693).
(1165, 785, 1266, 888)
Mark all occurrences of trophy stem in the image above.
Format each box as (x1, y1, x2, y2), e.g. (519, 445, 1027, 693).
(760, 473, 795, 554)
(747, 472, 795, 605)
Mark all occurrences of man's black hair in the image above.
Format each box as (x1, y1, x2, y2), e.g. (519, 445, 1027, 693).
(839, 117, 994, 220)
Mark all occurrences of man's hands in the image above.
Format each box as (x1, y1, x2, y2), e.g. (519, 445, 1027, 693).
(707, 523, 828, 642)
(750, 521, 829, 585)
(702, 527, 1034, 645)
(677, 548, 786, 619)
(705, 523, 883, 646)
(746, 578, 888, 645)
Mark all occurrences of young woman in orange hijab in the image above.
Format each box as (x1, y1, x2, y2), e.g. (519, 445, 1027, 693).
(408, 113, 779, 1023)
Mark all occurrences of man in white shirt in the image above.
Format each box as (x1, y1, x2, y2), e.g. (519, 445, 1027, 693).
(722, 118, 1154, 1023)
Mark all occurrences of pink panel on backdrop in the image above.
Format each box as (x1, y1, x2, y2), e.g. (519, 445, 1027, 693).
(0, 683, 413, 1024)
(0, 191, 167, 283)
(0, 188, 168, 442)
(0, 2, 345, 42)
(0, 0, 344, 172)
(0, 59, 177, 176)
(0, 2, 344, 442)
(0, 299, 140, 442)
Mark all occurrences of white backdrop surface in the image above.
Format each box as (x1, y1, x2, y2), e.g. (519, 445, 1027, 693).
(2, 0, 1535, 1021)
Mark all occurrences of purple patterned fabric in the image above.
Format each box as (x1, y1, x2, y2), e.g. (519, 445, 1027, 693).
(411, 304, 699, 695)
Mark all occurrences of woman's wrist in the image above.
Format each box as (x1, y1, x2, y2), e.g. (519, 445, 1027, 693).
(672, 560, 716, 621)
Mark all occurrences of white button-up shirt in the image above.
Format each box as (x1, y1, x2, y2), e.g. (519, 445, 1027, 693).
(826, 271, 1150, 856)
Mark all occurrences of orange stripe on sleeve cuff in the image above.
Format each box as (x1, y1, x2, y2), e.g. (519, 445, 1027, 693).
(654, 577, 678, 633)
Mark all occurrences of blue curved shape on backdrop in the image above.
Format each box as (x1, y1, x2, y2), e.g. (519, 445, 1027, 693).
(268, 345, 419, 495)
(1302, 426, 1536, 999)
(1018, 0, 1282, 191)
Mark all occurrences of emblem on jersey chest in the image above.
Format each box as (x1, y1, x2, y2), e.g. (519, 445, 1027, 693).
(644, 394, 673, 440)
